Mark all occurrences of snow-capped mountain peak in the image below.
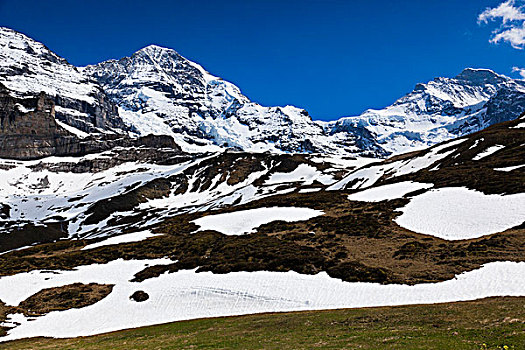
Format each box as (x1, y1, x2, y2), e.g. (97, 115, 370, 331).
(454, 68, 509, 86)
(83, 43, 385, 155)
(331, 67, 525, 154)
(0, 27, 91, 102)
(0, 27, 126, 133)
(2, 26, 525, 157)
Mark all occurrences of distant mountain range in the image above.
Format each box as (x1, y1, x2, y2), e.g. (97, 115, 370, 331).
(1, 26, 525, 157)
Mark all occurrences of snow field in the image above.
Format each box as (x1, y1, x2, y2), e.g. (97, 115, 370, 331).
(1, 259, 524, 341)
(395, 187, 525, 240)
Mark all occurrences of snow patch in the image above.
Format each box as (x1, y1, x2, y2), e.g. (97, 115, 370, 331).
(81, 231, 162, 250)
(494, 164, 525, 172)
(395, 187, 525, 240)
(55, 119, 89, 138)
(469, 138, 483, 149)
(473, 145, 505, 160)
(348, 181, 433, 202)
(192, 207, 324, 235)
(298, 188, 321, 193)
(265, 164, 334, 185)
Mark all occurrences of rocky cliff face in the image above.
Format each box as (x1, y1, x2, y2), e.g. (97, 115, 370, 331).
(0, 83, 181, 160)
(0, 83, 73, 159)
(0, 27, 126, 134)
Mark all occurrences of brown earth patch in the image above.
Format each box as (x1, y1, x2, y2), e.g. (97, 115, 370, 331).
(18, 283, 114, 316)
(0, 299, 14, 337)
(0, 222, 68, 253)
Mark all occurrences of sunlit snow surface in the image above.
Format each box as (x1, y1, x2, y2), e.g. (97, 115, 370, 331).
(332, 69, 510, 155)
(192, 207, 324, 235)
(395, 187, 525, 240)
(0, 153, 369, 239)
(348, 181, 433, 202)
(265, 164, 334, 185)
(81, 231, 161, 250)
(494, 164, 525, 172)
(0, 28, 97, 104)
(472, 145, 505, 160)
(1, 259, 524, 341)
(0, 156, 201, 237)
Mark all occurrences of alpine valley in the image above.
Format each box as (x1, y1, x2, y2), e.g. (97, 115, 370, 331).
(0, 26, 524, 348)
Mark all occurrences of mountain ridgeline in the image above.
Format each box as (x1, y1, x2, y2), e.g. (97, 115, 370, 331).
(1, 26, 525, 158)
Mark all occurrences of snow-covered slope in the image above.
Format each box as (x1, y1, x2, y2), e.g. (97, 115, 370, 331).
(0, 150, 360, 245)
(83, 45, 385, 155)
(3, 26, 525, 157)
(0, 116, 523, 342)
(334, 115, 525, 240)
(0, 27, 125, 133)
(2, 260, 524, 341)
(331, 68, 525, 154)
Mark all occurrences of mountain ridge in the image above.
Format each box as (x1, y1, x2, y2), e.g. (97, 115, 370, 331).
(2, 26, 525, 157)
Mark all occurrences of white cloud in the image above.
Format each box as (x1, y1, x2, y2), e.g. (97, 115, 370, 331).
(479, 0, 525, 49)
(491, 22, 525, 48)
(512, 66, 525, 78)
(479, 0, 525, 24)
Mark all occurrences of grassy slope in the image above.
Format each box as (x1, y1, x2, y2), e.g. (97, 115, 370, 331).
(5, 297, 524, 350)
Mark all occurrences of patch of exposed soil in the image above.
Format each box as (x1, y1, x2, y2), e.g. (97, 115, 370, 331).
(18, 283, 114, 316)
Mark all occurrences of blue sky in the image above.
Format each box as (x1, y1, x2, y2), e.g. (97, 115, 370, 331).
(0, 0, 522, 120)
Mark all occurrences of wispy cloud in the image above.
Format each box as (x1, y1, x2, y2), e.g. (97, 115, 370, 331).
(479, 0, 525, 49)
(512, 66, 525, 78)
(479, 0, 525, 24)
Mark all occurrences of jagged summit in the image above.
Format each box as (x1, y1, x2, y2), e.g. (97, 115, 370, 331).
(0, 26, 126, 133)
(84, 42, 384, 155)
(137, 44, 173, 52)
(133, 44, 193, 63)
(454, 68, 509, 85)
(0, 26, 59, 58)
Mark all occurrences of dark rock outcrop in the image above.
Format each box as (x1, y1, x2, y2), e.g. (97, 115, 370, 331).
(130, 290, 149, 302)
(0, 27, 128, 134)
(53, 88, 126, 133)
(0, 84, 73, 159)
(0, 84, 183, 160)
